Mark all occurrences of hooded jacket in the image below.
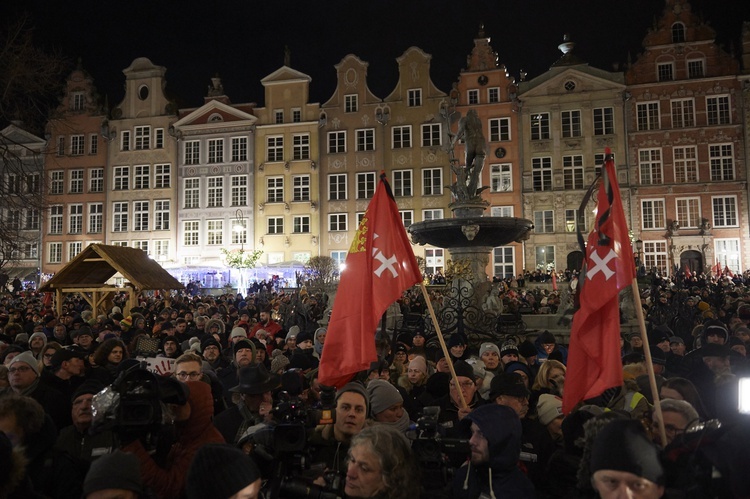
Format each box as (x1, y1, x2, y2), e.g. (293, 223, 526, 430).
(124, 380, 225, 499)
(452, 404, 535, 499)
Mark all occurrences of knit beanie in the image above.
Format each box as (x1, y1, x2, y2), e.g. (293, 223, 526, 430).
(286, 325, 300, 341)
(453, 360, 475, 380)
(590, 419, 664, 485)
(518, 340, 538, 358)
(83, 450, 143, 495)
(479, 342, 500, 358)
(230, 327, 248, 340)
(408, 356, 428, 375)
(270, 349, 290, 374)
(335, 382, 369, 415)
(120, 316, 133, 332)
(366, 379, 403, 417)
(9, 351, 40, 376)
(537, 393, 564, 426)
(186, 443, 261, 499)
(29, 332, 47, 347)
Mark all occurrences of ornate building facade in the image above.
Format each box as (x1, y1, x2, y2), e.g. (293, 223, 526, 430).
(626, 0, 748, 274)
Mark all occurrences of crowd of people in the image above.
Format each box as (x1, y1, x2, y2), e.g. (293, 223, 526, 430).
(0, 266, 748, 498)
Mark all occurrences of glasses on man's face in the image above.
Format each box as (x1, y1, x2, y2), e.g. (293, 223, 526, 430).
(450, 380, 475, 389)
(175, 371, 202, 381)
(651, 421, 685, 435)
(9, 365, 32, 374)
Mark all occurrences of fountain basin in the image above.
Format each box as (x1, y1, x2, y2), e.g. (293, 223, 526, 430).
(408, 217, 533, 248)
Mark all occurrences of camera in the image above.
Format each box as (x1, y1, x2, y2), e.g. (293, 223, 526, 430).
(90, 362, 188, 449)
(260, 372, 342, 499)
(410, 406, 470, 491)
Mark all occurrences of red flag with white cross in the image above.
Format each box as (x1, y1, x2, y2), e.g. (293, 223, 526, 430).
(563, 149, 636, 414)
(318, 173, 422, 388)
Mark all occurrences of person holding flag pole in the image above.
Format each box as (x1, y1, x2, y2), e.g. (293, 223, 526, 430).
(562, 148, 668, 447)
(318, 173, 469, 410)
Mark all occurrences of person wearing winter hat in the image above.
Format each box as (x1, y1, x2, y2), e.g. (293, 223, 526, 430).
(504, 361, 533, 388)
(406, 355, 428, 385)
(366, 379, 411, 432)
(229, 326, 248, 343)
(214, 364, 279, 444)
(589, 419, 664, 498)
(479, 342, 501, 374)
(537, 393, 564, 440)
(283, 325, 299, 357)
(55, 379, 115, 466)
(490, 372, 531, 418)
(83, 450, 143, 498)
(289, 330, 319, 372)
(313, 327, 326, 358)
(186, 443, 261, 499)
(28, 331, 47, 356)
(452, 404, 535, 498)
(270, 349, 290, 374)
(217, 338, 257, 404)
(436, 360, 483, 437)
(448, 333, 469, 361)
(201, 337, 230, 374)
(500, 341, 520, 366)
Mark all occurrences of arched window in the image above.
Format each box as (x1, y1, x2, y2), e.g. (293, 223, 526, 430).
(672, 22, 686, 43)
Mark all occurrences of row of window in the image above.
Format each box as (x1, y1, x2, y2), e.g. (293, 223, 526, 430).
(325, 169, 444, 200)
(636, 96, 730, 131)
(49, 168, 103, 195)
(3, 209, 40, 231)
(533, 209, 587, 234)
(111, 164, 171, 190)
(47, 240, 169, 264)
(184, 136, 249, 164)
(3, 173, 41, 194)
(56, 134, 99, 156)
(656, 58, 706, 82)
(638, 143, 735, 184)
(530, 108, 615, 140)
(183, 176, 248, 208)
(182, 219, 247, 246)
(530, 153, 608, 191)
(119, 126, 165, 152)
(642, 196, 738, 230)
(47, 201, 170, 235)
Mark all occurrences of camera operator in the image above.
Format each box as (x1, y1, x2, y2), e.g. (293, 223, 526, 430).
(122, 378, 225, 499)
(307, 382, 369, 476)
(214, 363, 279, 444)
(344, 424, 420, 499)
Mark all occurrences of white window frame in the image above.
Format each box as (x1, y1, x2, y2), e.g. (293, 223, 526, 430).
(393, 169, 413, 197)
(89, 168, 104, 192)
(293, 215, 311, 233)
(183, 221, 199, 246)
(184, 178, 200, 208)
(490, 164, 512, 192)
(113, 166, 129, 191)
(534, 210, 554, 233)
(134, 164, 150, 190)
(113, 202, 129, 232)
(639, 149, 663, 185)
(70, 169, 84, 193)
(674, 146, 698, 183)
(293, 134, 310, 160)
(671, 98, 695, 128)
(267, 177, 284, 203)
(356, 129, 375, 151)
(392, 126, 412, 148)
(712, 196, 738, 227)
(421, 123, 441, 147)
(71, 135, 85, 156)
(292, 175, 310, 202)
(231, 175, 248, 206)
(69, 204, 83, 234)
(407, 88, 422, 107)
(641, 199, 666, 230)
(49, 242, 62, 264)
(134, 126, 150, 150)
(154, 200, 170, 231)
(185, 141, 200, 165)
(327, 131, 346, 154)
(231, 137, 248, 162)
(207, 219, 224, 245)
(207, 176, 224, 207)
(345, 94, 358, 113)
(709, 143, 734, 181)
(532, 157, 552, 191)
(636, 102, 660, 131)
(676, 197, 701, 229)
(267, 217, 284, 234)
(706, 95, 730, 125)
(133, 201, 149, 231)
(563, 155, 584, 190)
(208, 138, 224, 163)
(329, 213, 348, 231)
(154, 164, 170, 189)
(493, 246, 515, 279)
(267, 136, 284, 162)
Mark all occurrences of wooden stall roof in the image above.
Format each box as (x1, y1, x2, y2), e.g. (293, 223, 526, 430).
(39, 244, 184, 292)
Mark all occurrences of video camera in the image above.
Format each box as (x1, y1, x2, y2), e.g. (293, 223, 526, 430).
(90, 361, 188, 450)
(411, 406, 470, 491)
(262, 370, 342, 499)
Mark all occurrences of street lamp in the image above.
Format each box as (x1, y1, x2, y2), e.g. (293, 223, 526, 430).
(635, 239, 644, 276)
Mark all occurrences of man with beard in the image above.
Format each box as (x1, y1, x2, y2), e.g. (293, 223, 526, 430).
(217, 339, 256, 404)
(249, 308, 281, 339)
(452, 404, 535, 498)
(201, 337, 230, 374)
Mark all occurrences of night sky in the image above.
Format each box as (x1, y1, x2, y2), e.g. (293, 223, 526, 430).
(8, 0, 750, 110)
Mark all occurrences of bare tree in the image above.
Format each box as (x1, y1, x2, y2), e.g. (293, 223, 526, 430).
(0, 15, 68, 279)
(303, 256, 339, 294)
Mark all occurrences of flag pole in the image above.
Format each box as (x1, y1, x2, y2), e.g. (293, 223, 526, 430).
(630, 277, 667, 447)
(419, 282, 468, 409)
